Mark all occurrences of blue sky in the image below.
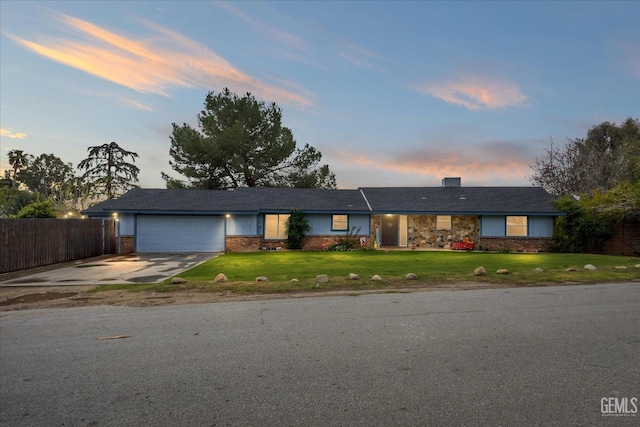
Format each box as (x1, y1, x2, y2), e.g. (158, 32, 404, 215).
(1, 1, 638, 189)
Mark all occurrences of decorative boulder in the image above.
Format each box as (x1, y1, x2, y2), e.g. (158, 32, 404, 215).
(615, 266, 627, 270)
(255, 276, 269, 282)
(496, 269, 509, 274)
(473, 267, 486, 276)
(171, 277, 186, 284)
(316, 274, 329, 283)
(566, 267, 577, 272)
(290, 278, 299, 282)
(213, 273, 228, 283)
(635, 264, 640, 269)
(405, 273, 418, 280)
(584, 264, 597, 271)
(371, 275, 383, 281)
(348, 273, 360, 280)
(534, 268, 544, 273)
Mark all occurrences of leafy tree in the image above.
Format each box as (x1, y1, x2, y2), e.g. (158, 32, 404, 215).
(0, 187, 38, 217)
(581, 181, 640, 223)
(78, 142, 140, 200)
(14, 199, 58, 218)
(17, 153, 76, 202)
(285, 209, 310, 249)
(7, 149, 30, 188)
(164, 88, 336, 190)
(530, 118, 640, 195)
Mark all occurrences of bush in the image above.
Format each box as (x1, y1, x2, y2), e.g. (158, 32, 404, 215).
(326, 226, 371, 251)
(14, 199, 58, 218)
(286, 209, 310, 249)
(551, 196, 612, 253)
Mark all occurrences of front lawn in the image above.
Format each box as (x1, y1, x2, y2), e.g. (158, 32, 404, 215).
(91, 251, 640, 295)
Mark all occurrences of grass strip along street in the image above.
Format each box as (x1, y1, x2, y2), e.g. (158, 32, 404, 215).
(90, 251, 640, 295)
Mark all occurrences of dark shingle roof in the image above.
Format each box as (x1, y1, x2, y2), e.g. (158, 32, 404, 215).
(83, 186, 562, 216)
(360, 186, 562, 215)
(83, 187, 369, 214)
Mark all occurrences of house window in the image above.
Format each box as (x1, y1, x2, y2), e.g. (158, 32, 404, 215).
(506, 216, 527, 236)
(332, 214, 348, 231)
(436, 215, 451, 230)
(265, 214, 290, 239)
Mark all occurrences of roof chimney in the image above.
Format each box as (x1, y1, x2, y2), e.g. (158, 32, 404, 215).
(442, 177, 461, 187)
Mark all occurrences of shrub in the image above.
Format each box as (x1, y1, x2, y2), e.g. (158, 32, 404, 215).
(286, 209, 310, 249)
(326, 226, 370, 251)
(14, 199, 58, 218)
(551, 196, 612, 253)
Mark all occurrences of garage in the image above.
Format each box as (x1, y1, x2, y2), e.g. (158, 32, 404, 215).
(136, 215, 225, 252)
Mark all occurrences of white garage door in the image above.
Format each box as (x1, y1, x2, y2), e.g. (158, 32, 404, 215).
(137, 215, 225, 252)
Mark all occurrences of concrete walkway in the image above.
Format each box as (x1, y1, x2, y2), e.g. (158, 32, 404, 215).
(0, 253, 218, 287)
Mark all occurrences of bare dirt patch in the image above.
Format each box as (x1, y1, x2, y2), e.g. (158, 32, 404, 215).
(0, 280, 580, 311)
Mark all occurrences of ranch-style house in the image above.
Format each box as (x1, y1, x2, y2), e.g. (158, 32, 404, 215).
(83, 178, 563, 254)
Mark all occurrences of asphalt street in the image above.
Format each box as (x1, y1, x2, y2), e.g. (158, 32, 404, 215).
(1, 283, 639, 426)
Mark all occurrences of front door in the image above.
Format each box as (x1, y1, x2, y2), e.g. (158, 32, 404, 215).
(381, 215, 399, 246)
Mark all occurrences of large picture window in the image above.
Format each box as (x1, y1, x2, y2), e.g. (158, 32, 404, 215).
(506, 216, 527, 236)
(332, 214, 348, 231)
(265, 214, 290, 239)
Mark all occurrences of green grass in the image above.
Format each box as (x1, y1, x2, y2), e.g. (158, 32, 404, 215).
(90, 251, 639, 295)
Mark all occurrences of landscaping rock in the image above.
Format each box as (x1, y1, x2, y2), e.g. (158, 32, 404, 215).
(348, 273, 360, 280)
(290, 278, 299, 282)
(473, 267, 486, 276)
(534, 268, 544, 273)
(614, 266, 627, 270)
(371, 275, 383, 281)
(496, 269, 509, 274)
(584, 264, 597, 271)
(255, 276, 269, 282)
(316, 274, 329, 283)
(213, 273, 228, 283)
(405, 273, 418, 280)
(636, 264, 640, 269)
(566, 267, 577, 272)
(171, 277, 186, 284)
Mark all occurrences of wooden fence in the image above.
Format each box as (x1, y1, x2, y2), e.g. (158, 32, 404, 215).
(0, 218, 116, 274)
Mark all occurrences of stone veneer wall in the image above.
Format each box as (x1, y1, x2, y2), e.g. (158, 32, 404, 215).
(371, 215, 480, 248)
(119, 236, 134, 254)
(479, 237, 552, 253)
(226, 236, 262, 252)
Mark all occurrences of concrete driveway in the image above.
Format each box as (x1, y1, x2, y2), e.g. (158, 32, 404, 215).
(0, 253, 218, 287)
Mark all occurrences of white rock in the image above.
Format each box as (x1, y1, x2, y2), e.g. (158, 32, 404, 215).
(348, 273, 360, 280)
(405, 273, 418, 280)
(534, 268, 544, 273)
(584, 264, 597, 271)
(474, 266, 486, 276)
(614, 266, 627, 270)
(213, 273, 228, 283)
(316, 274, 329, 283)
(290, 278, 299, 282)
(371, 275, 383, 281)
(496, 269, 509, 274)
(255, 276, 269, 282)
(171, 277, 186, 284)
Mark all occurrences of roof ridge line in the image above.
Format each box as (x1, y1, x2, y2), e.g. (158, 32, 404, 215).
(359, 189, 372, 211)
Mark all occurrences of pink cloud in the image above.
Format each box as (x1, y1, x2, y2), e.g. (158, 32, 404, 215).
(329, 142, 533, 185)
(7, 12, 312, 107)
(414, 76, 528, 110)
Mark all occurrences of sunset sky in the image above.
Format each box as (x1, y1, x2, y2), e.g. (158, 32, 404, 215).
(1, 1, 638, 189)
